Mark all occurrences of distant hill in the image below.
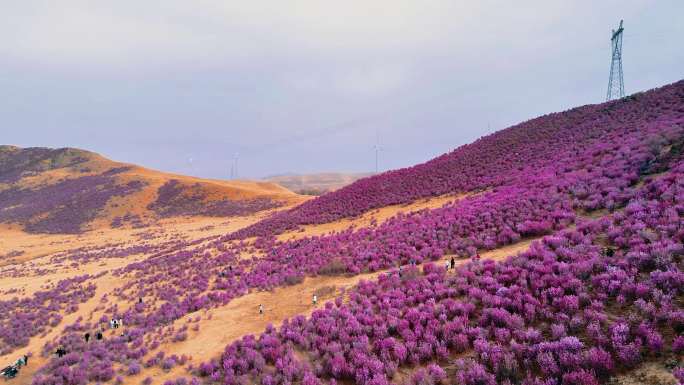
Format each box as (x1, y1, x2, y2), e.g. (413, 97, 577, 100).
(264, 172, 374, 195)
(0, 146, 305, 234)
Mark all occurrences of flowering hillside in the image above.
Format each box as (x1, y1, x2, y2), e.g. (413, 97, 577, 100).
(147, 180, 283, 218)
(229, 81, 684, 240)
(5, 80, 683, 385)
(0, 147, 303, 234)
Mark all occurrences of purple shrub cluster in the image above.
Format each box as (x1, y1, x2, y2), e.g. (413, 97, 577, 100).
(0, 169, 145, 233)
(147, 179, 282, 218)
(193, 160, 684, 385)
(0, 275, 96, 355)
(110, 213, 146, 228)
(0, 146, 89, 184)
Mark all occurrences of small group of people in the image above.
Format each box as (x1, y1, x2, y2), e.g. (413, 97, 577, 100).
(84, 330, 104, 343)
(55, 347, 68, 357)
(218, 266, 234, 277)
(602, 247, 616, 257)
(110, 318, 123, 329)
(444, 256, 456, 271)
(0, 355, 28, 379)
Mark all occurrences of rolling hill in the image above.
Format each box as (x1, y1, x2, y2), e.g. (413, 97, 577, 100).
(0, 146, 306, 234)
(264, 172, 374, 195)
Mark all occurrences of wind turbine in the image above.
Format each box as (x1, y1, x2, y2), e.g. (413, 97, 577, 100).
(373, 130, 382, 174)
(187, 155, 194, 175)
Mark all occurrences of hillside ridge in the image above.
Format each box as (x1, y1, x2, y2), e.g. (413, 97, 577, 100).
(0, 146, 306, 234)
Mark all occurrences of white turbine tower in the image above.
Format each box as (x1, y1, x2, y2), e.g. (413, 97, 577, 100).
(187, 156, 194, 175)
(373, 131, 382, 174)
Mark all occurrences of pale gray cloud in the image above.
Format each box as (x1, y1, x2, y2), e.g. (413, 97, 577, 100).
(1, 1, 682, 178)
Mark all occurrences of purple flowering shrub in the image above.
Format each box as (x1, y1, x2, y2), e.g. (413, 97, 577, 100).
(0, 146, 90, 184)
(111, 213, 146, 228)
(0, 169, 145, 234)
(147, 179, 282, 218)
(0, 275, 96, 355)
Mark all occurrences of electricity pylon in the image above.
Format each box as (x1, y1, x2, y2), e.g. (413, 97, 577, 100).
(606, 20, 625, 101)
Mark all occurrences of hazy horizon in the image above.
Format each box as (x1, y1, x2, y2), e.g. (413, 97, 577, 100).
(2, 1, 683, 179)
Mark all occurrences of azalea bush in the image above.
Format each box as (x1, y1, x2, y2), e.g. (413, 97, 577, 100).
(0, 275, 96, 355)
(0, 168, 145, 234)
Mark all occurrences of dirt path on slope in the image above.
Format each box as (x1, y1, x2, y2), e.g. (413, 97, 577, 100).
(169, 237, 535, 361)
(141, 236, 540, 385)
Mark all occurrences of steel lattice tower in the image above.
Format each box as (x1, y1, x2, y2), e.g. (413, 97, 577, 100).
(606, 20, 625, 101)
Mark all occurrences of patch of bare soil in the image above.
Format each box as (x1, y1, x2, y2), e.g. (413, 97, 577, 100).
(608, 361, 679, 385)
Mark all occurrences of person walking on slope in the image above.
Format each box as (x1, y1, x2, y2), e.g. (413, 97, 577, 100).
(96, 331, 103, 340)
(450, 257, 455, 270)
(1, 365, 18, 379)
(312, 295, 318, 305)
(22, 355, 28, 366)
(445, 260, 450, 270)
(84, 332, 90, 343)
(55, 347, 66, 358)
(259, 304, 264, 315)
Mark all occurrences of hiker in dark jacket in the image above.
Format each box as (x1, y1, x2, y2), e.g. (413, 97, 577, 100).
(450, 257, 455, 270)
(84, 332, 90, 343)
(2, 366, 18, 378)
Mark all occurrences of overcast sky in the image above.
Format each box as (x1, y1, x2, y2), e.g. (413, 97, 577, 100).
(2, 1, 682, 179)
